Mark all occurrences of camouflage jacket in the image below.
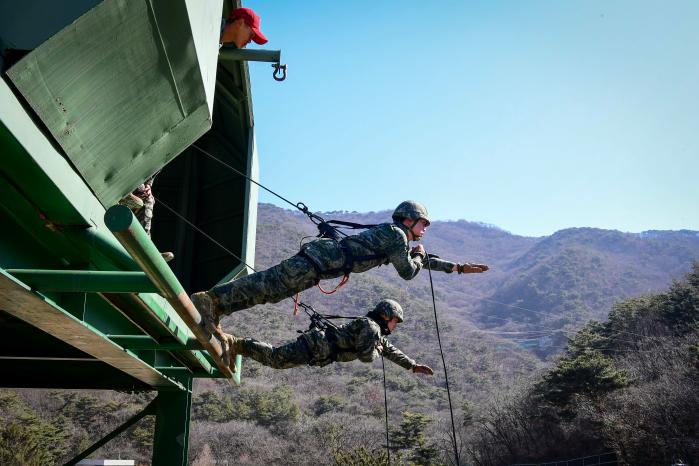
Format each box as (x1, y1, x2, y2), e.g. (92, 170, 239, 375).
(303, 317, 416, 369)
(300, 222, 455, 279)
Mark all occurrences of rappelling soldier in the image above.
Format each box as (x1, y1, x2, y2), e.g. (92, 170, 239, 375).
(225, 299, 434, 374)
(191, 200, 489, 344)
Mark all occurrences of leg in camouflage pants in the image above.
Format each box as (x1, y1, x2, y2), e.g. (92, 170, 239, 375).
(212, 255, 319, 314)
(233, 335, 314, 369)
(134, 176, 155, 236)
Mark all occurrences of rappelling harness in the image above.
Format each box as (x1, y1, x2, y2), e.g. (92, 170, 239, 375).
(293, 204, 441, 314)
(296, 301, 390, 335)
(295, 301, 393, 368)
(293, 204, 389, 313)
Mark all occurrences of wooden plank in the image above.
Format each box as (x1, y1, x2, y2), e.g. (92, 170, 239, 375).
(0, 270, 181, 390)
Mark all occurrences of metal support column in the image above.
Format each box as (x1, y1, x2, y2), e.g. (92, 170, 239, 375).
(152, 374, 193, 466)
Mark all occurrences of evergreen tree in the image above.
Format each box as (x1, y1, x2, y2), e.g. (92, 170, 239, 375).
(391, 412, 439, 465)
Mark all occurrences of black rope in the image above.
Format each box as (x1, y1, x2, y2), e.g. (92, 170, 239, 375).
(193, 144, 300, 213)
(425, 252, 460, 466)
(191, 144, 341, 233)
(190, 144, 393, 243)
(381, 354, 391, 465)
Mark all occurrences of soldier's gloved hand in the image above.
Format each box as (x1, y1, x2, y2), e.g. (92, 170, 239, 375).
(375, 344, 384, 354)
(411, 244, 426, 258)
(413, 364, 434, 375)
(457, 263, 489, 274)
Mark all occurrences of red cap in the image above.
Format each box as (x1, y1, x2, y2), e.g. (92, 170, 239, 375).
(228, 7, 268, 45)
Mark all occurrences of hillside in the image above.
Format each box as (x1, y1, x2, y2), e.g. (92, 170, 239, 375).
(461, 264, 699, 465)
(472, 227, 699, 338)
(2, 203, 698, 465)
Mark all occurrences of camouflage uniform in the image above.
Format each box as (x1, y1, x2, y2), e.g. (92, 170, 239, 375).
(212, 221, 456, 314)
(232, 317, 416, 370)
(133, 176, 155, 236)
(120, 176, 156, 236)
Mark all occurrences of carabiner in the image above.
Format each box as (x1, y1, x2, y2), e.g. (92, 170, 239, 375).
(272, 63, 287, 81)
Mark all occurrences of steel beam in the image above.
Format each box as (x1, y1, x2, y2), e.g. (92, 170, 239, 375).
(109, 335, 202, 351)
(103, 294, 216, 376)
(6, 269, 158, 293)
(0, 269, 181, 390)
(105, 204, 236, 380)
(219, 47, 281, 63)
(63, 399, 157, 466)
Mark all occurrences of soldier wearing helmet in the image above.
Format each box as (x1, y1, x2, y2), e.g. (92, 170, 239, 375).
(192, 200, 488, 349)
(223, 299, 434, 374)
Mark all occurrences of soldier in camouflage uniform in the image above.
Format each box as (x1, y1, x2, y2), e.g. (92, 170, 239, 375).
(133, 176, 155, 236)
(192, 200, 488, 344)
(227, 299, 434, 374)
(119, 174, 174, 262)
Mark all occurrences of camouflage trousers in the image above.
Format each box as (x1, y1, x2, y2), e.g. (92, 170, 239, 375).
(233, 330, 333, 369)
(212, 255, 319, 314)
(134, 176, 155, 236)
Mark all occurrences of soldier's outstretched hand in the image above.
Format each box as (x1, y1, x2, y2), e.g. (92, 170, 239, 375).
(223, 334, 239, 374)
(458, 263, 489, 274)
(413, 364, 434, 375)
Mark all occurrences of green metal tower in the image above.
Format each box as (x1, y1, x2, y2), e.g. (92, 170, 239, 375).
(0, 1, 270, 463)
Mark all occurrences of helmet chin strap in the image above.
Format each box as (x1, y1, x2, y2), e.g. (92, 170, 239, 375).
(367, 311, 392, 335)
(409, 218, 422, 241)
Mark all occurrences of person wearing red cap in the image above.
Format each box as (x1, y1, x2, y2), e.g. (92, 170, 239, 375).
(221, 7, 268, 48)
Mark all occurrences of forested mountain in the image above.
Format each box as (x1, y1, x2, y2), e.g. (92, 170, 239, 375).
(462, 264, 699, 465)
(474, 227, 699, 331)
(1, 203, 697, 465)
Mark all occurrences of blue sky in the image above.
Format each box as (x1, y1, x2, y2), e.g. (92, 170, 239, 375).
(244, 0, 698, 237)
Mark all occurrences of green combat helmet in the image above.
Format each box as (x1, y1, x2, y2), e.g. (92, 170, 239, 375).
(373, 299, 404, 323)
(392, 200, 430, 226)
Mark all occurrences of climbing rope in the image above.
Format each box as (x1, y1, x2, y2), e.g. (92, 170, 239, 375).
(193, 144, 372, 302)
(425, 251, 461, 466)
(192, 144, 339, 234)
(295, 300, 391, 466)
(192, 144, 298, 212)
(156, 198, 317, 317)
(381, 354, 391, 465)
